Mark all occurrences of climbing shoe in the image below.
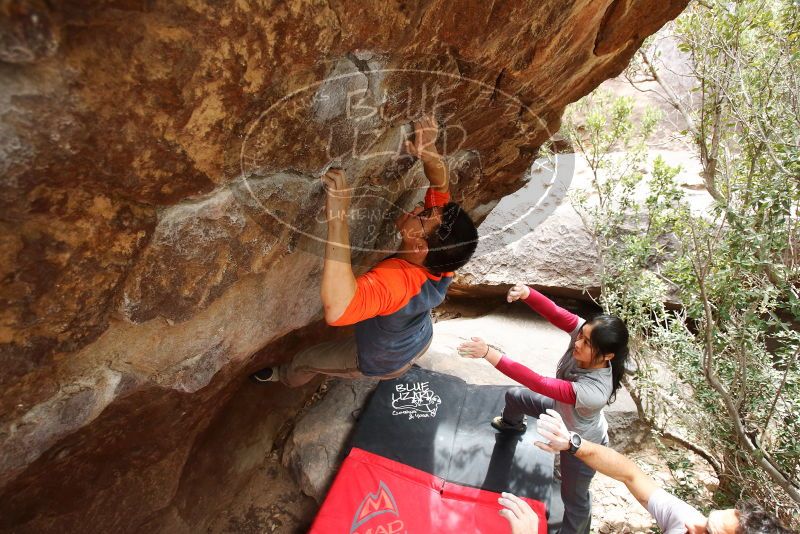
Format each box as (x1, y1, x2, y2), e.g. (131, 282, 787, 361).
(491, 416, 527, 433)
(251, 367, 279, 383)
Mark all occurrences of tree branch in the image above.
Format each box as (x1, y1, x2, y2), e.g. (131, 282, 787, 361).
(637, 49, 725, 203)
(693, 237, 800, 503)
(762, 346, 799, 432)
(623, 375, 723, 475)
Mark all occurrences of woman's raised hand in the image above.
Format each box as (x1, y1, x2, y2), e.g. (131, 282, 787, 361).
(458, 337, 489, 359)
(506, 283, 531, 303)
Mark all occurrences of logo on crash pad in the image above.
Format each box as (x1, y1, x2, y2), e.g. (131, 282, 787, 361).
(350, 481, 403, 533)
(391, 381, 441, 420)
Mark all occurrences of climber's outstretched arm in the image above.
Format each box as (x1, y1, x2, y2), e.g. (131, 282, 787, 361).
(405, 115, 448, 194)
(319, 169, 357, 324)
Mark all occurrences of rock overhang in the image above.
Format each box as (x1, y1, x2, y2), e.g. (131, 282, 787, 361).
(0, 1, 690, 531)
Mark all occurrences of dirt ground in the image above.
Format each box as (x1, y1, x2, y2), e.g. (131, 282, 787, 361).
(207, 449, 317, 534)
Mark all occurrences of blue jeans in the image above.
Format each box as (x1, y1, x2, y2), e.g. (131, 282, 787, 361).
(502, 386, 606, 534)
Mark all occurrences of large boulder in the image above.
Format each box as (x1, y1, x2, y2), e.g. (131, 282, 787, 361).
(0, 1, 688, 531)
(282, 377, 378, 502)
(450, 153, 712, 302)
(450, 152, 603, 301)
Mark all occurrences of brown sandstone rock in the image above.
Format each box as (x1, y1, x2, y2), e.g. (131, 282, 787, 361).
(0, 1, 688, 531)
(283, 377, 378, 502)
(450, 155, 603, 302)
(0, 0, 61, 64)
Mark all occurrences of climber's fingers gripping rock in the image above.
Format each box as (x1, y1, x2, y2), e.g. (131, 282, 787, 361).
(405, 114, 439, 160)
(322, 168, 351, 220)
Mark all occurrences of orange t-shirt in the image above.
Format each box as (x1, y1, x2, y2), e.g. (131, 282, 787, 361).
(330, 188, 452, 327)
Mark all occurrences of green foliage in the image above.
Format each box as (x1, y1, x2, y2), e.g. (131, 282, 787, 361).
(658, 440, 704, 505)
(564, 0, 799, 525)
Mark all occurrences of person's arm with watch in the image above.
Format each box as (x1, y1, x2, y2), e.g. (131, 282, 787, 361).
(534, 409, 659, 508)
(565, 430, 582, 454)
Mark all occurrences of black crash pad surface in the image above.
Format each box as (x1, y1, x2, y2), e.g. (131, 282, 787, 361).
(349, 367, 554, 506)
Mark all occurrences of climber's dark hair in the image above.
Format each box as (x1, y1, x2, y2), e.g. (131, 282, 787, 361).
(736, 500, 792, 534)
(424, 202, 478, 274)
(586, 314, 629, 404)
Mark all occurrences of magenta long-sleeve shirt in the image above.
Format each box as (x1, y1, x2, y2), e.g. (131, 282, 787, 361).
(496, 355, 577, 404)
(493, 288, 582, 404)
(522, 287, 580, 333)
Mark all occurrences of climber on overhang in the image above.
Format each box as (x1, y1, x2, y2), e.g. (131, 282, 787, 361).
(251, 115, 479, 386)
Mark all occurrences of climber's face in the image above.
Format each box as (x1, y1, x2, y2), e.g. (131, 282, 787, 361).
(573, 323, 613, 369)
(395, 204, 442, 242)
(572, 323, 595, 365)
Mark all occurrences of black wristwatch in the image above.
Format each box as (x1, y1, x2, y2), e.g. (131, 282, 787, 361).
(567, 431, 582, 455)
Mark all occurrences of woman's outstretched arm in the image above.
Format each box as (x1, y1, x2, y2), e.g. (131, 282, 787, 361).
(457, 337, 577, 404)
(495, 354, 576, 404)
(507, 283, 579, 333)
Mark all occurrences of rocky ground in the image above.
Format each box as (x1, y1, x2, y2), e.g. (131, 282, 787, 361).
(213, 302, 717, 533)
(207, 449, 317, 534)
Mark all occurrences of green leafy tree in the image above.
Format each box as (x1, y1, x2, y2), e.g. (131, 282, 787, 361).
(564, 0, 799, 526)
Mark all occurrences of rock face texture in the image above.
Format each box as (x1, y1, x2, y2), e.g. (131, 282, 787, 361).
(283, 377, 378, 502)
(0, 1, 687, 531)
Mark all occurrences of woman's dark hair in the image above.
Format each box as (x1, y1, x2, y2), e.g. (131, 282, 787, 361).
(736, 500, 792, 534)
(586, 314, 629, 404)
(424, 202, 478, 274)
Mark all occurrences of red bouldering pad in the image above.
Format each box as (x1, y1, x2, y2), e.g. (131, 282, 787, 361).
(311, 447, 547, 534)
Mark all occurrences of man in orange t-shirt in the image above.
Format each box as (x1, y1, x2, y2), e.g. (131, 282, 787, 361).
(252, 116, 478, 386)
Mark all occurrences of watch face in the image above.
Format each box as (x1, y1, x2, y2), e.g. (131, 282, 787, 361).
(570, 433, 582, 451)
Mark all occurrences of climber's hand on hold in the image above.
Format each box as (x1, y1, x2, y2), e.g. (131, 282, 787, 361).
(405, 114, 448, 193)
(404, 114, 440, 162)
(322, 168, 351, 223)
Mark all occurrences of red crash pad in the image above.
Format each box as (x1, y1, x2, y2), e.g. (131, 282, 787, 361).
(311, 447, 547, 534)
